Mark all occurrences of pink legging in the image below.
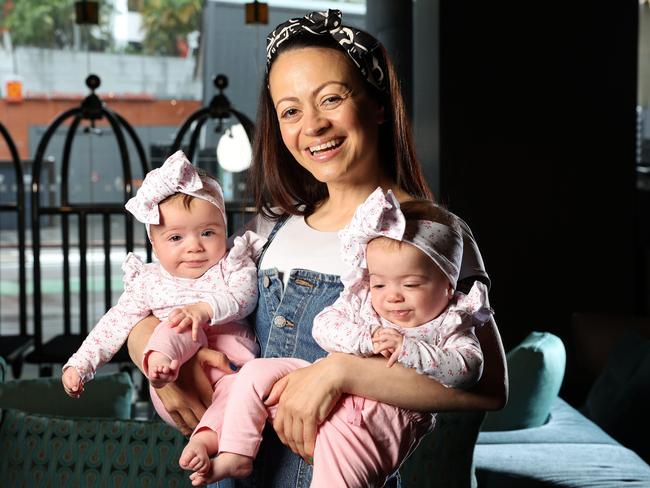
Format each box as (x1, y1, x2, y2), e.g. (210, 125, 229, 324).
(143, 320, 258, 427)
(198, 358, 434, 488)
(144, 325, 432, 487)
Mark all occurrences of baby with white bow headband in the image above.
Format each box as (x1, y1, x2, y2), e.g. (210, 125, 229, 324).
(62, 151, 264, 427)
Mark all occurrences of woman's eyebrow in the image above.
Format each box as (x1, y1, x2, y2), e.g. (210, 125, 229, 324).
(274, 96, 299, 109)
(312, 81, 348, 96)
(274, 81, 349, 109)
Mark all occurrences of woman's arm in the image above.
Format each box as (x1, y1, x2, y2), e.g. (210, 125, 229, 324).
(127, 316, 225, 436)
(343, 317, 507, 410)
(266, 316, 508, 458)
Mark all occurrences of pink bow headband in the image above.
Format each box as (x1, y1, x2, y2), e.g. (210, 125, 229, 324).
(339, 187, 463, 289)
(125, 150, 226, 237)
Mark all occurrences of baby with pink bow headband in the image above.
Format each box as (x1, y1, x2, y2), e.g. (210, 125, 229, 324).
(179, 187, 493, 487)
(62, 151, 264, 429)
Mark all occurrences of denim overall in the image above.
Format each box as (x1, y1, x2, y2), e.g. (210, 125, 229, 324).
(217, 216, 399, 488)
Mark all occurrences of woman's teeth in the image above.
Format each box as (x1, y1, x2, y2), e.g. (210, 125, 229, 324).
(309, 139, 342, 155)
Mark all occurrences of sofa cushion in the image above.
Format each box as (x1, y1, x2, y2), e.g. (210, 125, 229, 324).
(0, 372, 134, 420)
(0, 409, 189, 487)
(475, 442, 650, 488)
(583, 330, 650, 463)
(478, 397, 618, 446)
(475, 397, 650, 487)
(482, 332, 565, 431)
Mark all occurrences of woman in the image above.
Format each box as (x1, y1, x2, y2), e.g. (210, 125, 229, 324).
(128, 9, 507, 487)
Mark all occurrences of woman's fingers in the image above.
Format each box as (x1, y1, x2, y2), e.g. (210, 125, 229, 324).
(168, 409, 197, 436)
(303, 417, 317, 459)
(272, 405, 287, 446)
(197, 348, 235, 375)
(268, 360, 343, 459)
(264, 375, 288, 407)
(292, 417, 305, 458)
(283, 411, 299, 455)
(184, 350, 218, 408)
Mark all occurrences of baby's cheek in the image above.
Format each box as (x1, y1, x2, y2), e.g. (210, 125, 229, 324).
(369, 292, 384, 316)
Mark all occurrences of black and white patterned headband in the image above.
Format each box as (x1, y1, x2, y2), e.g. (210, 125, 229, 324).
(266, 9, 387, 92)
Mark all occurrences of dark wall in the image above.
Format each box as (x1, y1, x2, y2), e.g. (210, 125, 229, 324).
(438, 3, 640, 353)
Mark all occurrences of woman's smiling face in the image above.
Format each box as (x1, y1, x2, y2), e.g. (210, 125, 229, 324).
(268, 47, 384, 187)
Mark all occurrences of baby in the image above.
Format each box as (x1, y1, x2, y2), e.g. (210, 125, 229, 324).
(180, 187, 492, 487)
(62, 151, 262, 424)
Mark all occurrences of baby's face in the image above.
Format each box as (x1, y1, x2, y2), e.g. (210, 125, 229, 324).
(150, 198, 226, 279)
(367, 238, 453, 328)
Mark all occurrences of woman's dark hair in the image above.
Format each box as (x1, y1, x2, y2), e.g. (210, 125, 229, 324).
(249, 31, 432, 219)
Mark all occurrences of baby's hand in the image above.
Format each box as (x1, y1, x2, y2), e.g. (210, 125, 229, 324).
(62, 368, 84, 398)
(372, 328, 404, 367)
(168, 302, 212, 341)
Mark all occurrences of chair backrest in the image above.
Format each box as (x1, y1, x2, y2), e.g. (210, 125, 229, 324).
(30, 105, 151, 350)
(0, 123, 27, 339)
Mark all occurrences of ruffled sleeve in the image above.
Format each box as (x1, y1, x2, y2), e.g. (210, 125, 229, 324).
(448, 280, 494, 328)
(222, 231, 267, 273)
(204, 231, 265, 325)
(394, 281, 490, 387)
(122, 252, 145, 292)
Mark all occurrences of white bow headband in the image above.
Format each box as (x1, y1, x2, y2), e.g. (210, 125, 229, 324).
(125, 150, 226, 237)
(339, 187, 463, 289)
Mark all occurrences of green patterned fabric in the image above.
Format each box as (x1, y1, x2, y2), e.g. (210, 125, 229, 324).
(0, 409, 191, 487)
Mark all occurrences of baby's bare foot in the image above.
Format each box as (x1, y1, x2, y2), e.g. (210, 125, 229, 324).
(147, 352, 179, 387)
(188, 453, 253, 486)
(180, 439, 210, 474)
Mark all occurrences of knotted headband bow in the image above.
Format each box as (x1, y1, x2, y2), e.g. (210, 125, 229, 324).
(266, 9, 387, 92)
(339, 188, 464, 289)
(125, 150, 226, 237)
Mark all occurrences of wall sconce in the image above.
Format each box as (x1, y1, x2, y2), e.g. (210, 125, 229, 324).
(217, 123, 252, 173)
(245, 1, 268, 24)
(75, 0, 99, 25)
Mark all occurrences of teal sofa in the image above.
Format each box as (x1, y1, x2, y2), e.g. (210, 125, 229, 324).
(0, 357, 191, 487)
(474, 330, 650, 487)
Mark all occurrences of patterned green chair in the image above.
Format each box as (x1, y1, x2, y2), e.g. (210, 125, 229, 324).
(0, 409, 189, 487)
(0, 357, 191, 487)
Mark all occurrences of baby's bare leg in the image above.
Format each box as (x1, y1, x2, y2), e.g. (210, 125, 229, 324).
(180, 428, 219, 474)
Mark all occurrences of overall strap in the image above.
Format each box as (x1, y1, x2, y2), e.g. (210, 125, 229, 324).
(257, 214, 290, 264)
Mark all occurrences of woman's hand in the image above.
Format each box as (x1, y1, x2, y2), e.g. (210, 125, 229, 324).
(264, 356, 345, 460)
(127, 315, 238, 435)
(155, 347, 235, 435)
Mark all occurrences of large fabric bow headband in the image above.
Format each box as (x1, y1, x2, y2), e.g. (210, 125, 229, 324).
(125, 150, 226, 237)
(339, 188, 464, 289)
(266, 9, 387, 92)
